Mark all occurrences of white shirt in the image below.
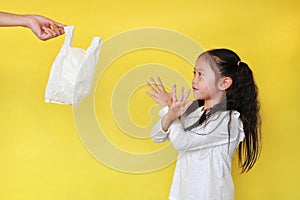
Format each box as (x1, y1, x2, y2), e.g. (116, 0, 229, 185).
(151, 106, 245, 200)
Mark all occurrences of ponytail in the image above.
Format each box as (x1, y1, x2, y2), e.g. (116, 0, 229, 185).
(228, 61, 262, 172)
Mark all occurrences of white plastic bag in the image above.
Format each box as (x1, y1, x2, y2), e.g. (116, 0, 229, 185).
(45, 26, 102, 107)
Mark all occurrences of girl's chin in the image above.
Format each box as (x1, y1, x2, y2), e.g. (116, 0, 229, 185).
(193, 93, 201, 99)
(193, 93, 205, 101)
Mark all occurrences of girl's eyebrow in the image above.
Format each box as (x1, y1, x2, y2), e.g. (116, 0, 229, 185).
(194, 67, 204, 72)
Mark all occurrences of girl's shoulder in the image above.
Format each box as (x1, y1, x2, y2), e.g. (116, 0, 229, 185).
(215, 110, 244, 132)
(210, 110, 242, 126)
(183, 108, 243, 133)
(184, 100, 241, 118)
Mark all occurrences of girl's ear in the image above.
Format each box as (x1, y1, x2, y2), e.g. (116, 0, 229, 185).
(218, 77, 233, 90)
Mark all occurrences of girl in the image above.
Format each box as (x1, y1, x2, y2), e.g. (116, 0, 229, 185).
(146, 48, 261, 200)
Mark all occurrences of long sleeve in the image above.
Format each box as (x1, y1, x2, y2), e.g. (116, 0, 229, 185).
(151, 107, 245, 152)
(151, 106, 170, 143)
(168, 112, 244, 151)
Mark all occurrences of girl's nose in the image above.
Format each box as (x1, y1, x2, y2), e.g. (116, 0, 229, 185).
(192, 75, 197, 84)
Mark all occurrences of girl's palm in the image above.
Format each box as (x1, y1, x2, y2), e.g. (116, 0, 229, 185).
(146, 77, 172, 107)
(168, 85, 193, 120)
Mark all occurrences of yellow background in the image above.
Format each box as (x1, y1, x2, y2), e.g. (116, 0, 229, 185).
(1, 0, 300, 199)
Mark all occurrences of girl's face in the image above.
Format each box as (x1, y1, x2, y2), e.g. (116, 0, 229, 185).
(192, 56, 219, 101)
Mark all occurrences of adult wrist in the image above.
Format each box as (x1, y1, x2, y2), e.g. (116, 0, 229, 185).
(21, 14, 33, 28)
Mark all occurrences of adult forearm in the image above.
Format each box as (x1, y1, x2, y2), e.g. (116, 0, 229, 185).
(0, 11, 30, 27)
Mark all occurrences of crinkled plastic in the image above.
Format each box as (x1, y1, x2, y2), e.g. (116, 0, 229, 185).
(45, 26, 102, 107)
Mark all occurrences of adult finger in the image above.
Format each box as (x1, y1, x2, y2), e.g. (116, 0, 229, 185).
(52, 21, 65, 35)
(50, 21, 61, 36)
(58, 27, 65, 35)
(53, 21, 66, 28)
(39, 27, 55, 40)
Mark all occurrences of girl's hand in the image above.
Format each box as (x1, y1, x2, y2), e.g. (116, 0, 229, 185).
(161, 85, 193, 131)
(167, 85, 193, 120)
(146, 77, 172, 107)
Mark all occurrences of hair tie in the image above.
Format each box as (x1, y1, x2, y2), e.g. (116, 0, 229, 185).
(237, 61, 241, 66)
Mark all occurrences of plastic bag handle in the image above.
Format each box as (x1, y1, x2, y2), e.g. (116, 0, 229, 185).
(62, 26, 74, 47)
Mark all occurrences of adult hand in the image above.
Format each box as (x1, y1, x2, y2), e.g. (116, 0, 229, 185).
(25, 15, 65, 41)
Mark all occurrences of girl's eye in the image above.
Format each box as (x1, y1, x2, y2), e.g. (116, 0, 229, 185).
(193, 71, 201, 76)
(193, 71, 203, 76)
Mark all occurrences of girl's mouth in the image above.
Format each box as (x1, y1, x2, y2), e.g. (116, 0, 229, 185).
(192, 86, 198, 91)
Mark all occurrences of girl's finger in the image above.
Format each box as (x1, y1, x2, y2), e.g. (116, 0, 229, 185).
(178, 86, 184, 102)
(146, 91, 161, 105)
(172, 84, 177, 102)
(150, 77, 159, 90)
(157, 77, 165, 91)
(182, 88, 191, 102)
(146, 91, 156, 99)
(147, 82, 157, 94)
(185, 100, 193, 110)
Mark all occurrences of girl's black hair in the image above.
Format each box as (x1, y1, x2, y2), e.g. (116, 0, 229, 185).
(186, 48, 261, 173)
